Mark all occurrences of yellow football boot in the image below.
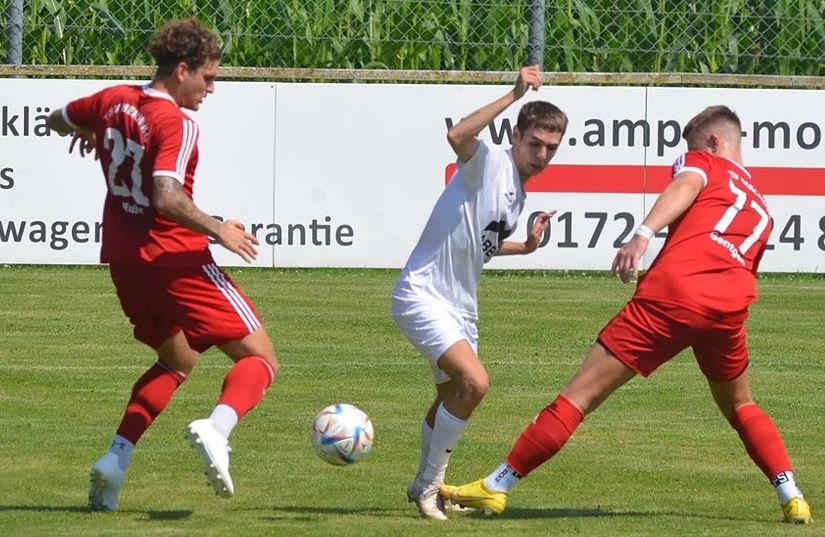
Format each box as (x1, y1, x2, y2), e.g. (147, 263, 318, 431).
(440, 479, 507, 516)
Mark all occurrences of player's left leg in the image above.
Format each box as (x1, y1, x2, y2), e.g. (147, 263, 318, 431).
(708, 370, 811, 524)
(442, 342, 635, 515)
(186, 327, 277, 498)
(213, 327, 277, 438)
(177, 263, 277, 498)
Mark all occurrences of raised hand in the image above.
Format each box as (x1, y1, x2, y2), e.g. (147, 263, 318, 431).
(524, 209, 556, 253)
(514, 64, 542, 100)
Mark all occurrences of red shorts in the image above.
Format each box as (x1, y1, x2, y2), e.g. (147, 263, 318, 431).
(597, 299, 748, 382)
(110, 262, 262, 352)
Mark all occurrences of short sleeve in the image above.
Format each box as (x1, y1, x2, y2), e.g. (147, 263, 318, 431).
(672, 151, 710, 187)
(63, 91, 104, 130)
(457, 138, 491, 190)
(152, 116, 199, 182)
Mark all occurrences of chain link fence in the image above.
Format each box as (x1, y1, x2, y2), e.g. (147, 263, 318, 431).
(3, 0, 825, 76)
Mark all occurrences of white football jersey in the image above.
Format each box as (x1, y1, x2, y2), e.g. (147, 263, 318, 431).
(393, 139, 527, 320)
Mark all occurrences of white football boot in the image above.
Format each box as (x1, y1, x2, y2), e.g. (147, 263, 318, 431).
(406, 478, 448, 520)
(186, 419, 234, 498)
(88, 452, 125, 512)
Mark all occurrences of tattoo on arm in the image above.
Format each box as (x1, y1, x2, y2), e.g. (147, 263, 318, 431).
(152, 176, 221, 238)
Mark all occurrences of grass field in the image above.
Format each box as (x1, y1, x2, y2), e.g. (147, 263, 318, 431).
(1, 266, 823, 536)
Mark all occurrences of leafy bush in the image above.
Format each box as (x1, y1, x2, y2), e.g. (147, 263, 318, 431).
(6, 0, 825, 75)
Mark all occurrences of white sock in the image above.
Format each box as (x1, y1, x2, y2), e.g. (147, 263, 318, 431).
(109, 434, 134, 471)
(417, 420, 433, 479)
(773, 471, 804, 504)
(420, 403, 467, 484)
(484, 462, 521, 493)
(209, 404, 239, 439)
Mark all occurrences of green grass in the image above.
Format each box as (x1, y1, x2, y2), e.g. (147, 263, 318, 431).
(0, 266, 823, 536)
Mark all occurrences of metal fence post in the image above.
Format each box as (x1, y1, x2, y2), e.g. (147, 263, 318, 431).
(6, 0, 25, 65)
(527, 0, 544, 68)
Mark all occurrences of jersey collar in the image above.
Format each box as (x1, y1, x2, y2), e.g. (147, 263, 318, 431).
(721, 156, 751, 179)
(142, 84, 178, 106)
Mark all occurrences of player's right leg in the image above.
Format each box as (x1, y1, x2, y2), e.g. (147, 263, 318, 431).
(89, 267, 194, 512)
(89, 333, 195, 511)
(392, 294, 483, 520)
(708, 369, 811, 524)
(406, 342, 488, 520)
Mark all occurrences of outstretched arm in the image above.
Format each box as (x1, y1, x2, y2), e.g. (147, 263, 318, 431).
(447, 65, 542, 163)
(153, 176, 259, 263)
(47, 109, 73, 136)
(47, 108, 97, 158)
(611, 171, 704, 283)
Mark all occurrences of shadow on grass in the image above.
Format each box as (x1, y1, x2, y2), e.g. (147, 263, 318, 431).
(501, 506, 620, 519)
(469, 506, 769, 523)
(140, 510, 193, 521)
(246, 505, 406, 521)
(0, 505, 90, 514)
(250, 505, 773, 524)
(0, 505, 193, 520)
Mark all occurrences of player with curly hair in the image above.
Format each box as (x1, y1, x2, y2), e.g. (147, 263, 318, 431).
(47, 18, 278, 511)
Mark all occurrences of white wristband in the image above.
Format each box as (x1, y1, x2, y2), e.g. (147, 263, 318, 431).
(634, 224, 654, 240)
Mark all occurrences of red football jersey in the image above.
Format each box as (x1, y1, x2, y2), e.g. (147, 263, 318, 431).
(64, 84, 210, 265)
(635, 150, 773, 321)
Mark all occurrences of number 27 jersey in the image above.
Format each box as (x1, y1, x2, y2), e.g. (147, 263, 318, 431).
(64, 84, 209, 265)
(635, 151, 773, 321)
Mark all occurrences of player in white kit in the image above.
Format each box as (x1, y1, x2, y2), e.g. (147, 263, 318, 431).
(392, 65, 568, 520)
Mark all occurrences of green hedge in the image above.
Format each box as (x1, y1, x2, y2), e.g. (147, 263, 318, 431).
(4, 0, 825, 75)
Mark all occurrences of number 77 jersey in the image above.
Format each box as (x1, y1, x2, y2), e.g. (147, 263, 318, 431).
(635, 150, 774, 322)
(63, 84, 209, 266)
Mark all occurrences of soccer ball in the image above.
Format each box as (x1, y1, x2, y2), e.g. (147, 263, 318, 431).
(310, 403, 374, 466)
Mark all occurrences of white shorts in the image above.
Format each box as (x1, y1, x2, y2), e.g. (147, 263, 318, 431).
(391, 292, 478, 384)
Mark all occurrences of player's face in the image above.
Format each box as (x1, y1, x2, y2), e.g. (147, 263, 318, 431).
(178, 59, 220, 111)
(512, 126, 563, 180)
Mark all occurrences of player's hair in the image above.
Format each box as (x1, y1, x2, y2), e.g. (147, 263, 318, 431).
(682, 105, 741, 146)
(148, 18, 222, 78)
(516, 101, 568, 135)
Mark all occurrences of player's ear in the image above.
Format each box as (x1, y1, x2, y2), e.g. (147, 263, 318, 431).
(706, 133, 719, 153)
(513, 125, 522, 144)
(174, 61, 189, 82)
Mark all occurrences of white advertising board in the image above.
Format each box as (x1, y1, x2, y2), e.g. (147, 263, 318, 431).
(1, 79, 823, 272)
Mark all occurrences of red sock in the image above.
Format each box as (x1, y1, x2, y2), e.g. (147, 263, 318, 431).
(116, 362, 186, 444)
(728, 403, 792, 480)
(506, 395, 583, 477)
(217, 356, 275, 419)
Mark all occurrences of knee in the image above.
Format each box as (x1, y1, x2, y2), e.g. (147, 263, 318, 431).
(265, 354, 279, 381)
(459, 370, 490, 405)
(726, 401, 759, 428)
(161, 349, 198, 375)
(248, 352, 278, 385)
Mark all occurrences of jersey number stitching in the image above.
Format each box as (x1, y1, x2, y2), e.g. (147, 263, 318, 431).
(103, 127, 150, 207)
(713, 178, 770, 256)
